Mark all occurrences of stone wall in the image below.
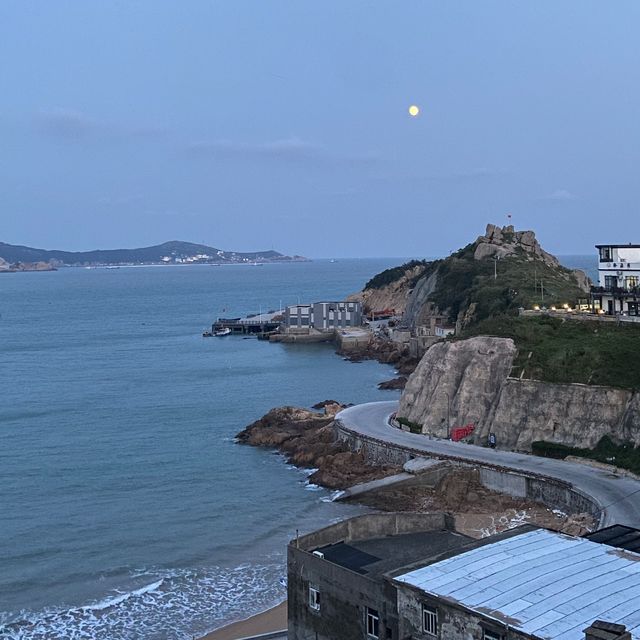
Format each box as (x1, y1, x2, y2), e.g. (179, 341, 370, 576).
(480, 378, 634, 450)
(335, 422, 602, 523)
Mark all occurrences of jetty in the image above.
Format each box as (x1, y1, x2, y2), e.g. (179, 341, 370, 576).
(210, 311, 282, 335)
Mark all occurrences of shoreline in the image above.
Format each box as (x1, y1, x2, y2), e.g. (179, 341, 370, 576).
(200, 601, 287, 640)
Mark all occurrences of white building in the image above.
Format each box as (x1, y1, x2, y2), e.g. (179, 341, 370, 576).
(591, 244, 640, 316)
(284, 301, 362, 330)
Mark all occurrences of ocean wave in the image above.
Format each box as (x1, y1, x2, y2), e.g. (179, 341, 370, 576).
(0, 563, 285, 640)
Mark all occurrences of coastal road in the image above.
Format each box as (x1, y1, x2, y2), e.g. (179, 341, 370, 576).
(336, 401, 640, 529)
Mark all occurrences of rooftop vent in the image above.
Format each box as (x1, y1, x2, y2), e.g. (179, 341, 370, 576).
(584, 620, 630, 640)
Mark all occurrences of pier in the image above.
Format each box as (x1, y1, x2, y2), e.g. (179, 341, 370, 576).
(211, 311, 282, 335)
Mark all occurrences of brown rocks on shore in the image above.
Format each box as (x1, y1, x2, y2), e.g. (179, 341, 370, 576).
(338, 336, 419, 375)
(377, 376, 407, 390)
(236, 404, 400, 489)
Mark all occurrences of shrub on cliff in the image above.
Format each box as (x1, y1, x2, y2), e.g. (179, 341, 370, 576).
(364, 259, 431, 290)
(533, 436, 640, 475)
(463, 315, 640, 389)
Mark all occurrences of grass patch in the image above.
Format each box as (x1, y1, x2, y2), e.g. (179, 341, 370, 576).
(532, 436, 640, 475)
(462, 315, 640, 389)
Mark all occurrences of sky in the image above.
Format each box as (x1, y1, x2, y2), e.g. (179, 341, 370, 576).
(1, 1, 639, 258)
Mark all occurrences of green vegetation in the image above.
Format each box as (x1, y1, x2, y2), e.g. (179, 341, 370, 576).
(397, 416, 423, 434)
(463, 315, 640, 389)
(427, 247, 586, 325)
(532, 436, 640, 475)
(364, 260, 431, 290)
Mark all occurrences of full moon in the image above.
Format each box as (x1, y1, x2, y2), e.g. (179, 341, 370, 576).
(408, 105, 420, 117)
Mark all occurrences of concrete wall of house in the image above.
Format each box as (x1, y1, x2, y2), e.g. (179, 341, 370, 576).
(396, 586, 532, 640)
(287, 545, 395, 640)
(295, 512, 452, 551)
(288, 513, 454, 640)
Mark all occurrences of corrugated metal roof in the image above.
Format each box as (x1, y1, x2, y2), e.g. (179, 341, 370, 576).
(395, 529, 640, 640)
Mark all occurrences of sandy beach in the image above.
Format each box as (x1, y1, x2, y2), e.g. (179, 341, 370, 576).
(200, 601, 287, 640)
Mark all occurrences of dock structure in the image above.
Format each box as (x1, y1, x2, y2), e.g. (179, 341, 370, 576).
(212, 311, 282, 335)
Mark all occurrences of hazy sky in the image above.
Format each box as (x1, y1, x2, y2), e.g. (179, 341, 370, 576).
(1, 1, 639, 258)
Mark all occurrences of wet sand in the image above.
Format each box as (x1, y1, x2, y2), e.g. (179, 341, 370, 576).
(201, 601, 287, 640)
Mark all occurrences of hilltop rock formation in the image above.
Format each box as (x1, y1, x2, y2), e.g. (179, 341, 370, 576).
(398, 335, 640, 450)
(473, 224, 560, 267)
(349, 224, 590, 333)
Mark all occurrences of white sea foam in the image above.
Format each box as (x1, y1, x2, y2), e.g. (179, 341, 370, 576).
(0, 563, 285, 640)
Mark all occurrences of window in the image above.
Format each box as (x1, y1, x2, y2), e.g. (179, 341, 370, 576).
(626, 276, 639, 290)
(366, 608, 379, 639)
(605, 275, 618, 290)
(422, 604, 437, 636)
(483, 630, 503, 640)
(308, 584, 320, 611)
(599, 246, 612, 262)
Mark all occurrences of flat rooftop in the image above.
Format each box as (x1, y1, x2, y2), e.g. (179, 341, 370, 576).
(395, 528, 640, 640)
(314, 529, 471, 578)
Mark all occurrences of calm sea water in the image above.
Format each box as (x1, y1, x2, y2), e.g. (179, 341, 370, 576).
(0, 259, 404, 640)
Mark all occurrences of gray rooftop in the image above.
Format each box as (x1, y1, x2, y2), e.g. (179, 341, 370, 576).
(315, 529, 471, 578)
(395, 528, 640, 640)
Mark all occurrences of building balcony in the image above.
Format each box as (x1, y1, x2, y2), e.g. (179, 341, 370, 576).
(590, 285, 640, 297)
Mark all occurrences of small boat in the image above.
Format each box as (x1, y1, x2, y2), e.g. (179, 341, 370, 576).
(202, 330, 213, 337)
(214, 327, 232, 337)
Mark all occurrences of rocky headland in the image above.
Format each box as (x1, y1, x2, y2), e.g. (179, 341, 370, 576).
(348, 223, 590, 332)
(236, 402, 401, 489)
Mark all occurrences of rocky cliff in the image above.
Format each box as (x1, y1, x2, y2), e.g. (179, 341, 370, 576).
(348, 263, 427, 315)
(398, 336, 640, 451)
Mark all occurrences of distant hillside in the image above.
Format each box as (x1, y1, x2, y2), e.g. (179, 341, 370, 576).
(0, 240, 306, 266)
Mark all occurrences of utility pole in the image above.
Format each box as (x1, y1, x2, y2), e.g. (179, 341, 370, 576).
(443, 391, 451, 439)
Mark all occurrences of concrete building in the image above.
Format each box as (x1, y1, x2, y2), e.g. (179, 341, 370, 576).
(591, 244, 640, 316)
(284, 301, 362, 330)
(288, 515, 640, 640)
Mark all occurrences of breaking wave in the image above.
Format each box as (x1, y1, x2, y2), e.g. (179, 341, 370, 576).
(0, 561, 285, 640)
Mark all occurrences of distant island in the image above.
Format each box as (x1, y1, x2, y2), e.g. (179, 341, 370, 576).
(0, 240, 308, 271)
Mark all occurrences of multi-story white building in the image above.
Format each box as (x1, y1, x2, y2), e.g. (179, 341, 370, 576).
(284, 301, 362, 330)
(591, 244, 640, 316)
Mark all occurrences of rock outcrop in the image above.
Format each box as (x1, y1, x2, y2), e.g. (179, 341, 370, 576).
(473, 224, 562, 269)
(482, 379, 634, 450)
(236, 404, 400, 488)
(348, 264, 426, 315)
(398, 336, 640, 450)
(399, 336, 517, 435)
(402, 269, 440, 328)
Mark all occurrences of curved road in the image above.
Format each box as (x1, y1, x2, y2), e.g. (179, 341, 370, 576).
(336, 401, 640, 528)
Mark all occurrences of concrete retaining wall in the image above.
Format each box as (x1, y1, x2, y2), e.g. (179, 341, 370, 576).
(335, 421, 602, 523)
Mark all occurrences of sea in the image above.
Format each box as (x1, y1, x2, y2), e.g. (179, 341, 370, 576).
(0, 255, 597, 640)
(0, 258, 405, 640)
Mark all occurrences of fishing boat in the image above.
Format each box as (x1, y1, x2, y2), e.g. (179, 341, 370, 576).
(214, 327, 232, 337)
